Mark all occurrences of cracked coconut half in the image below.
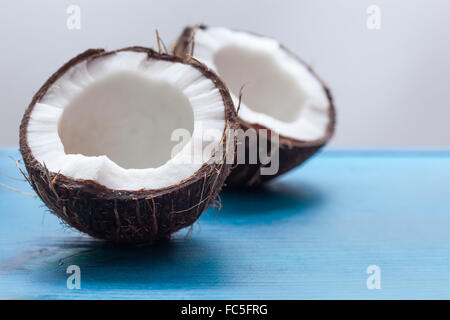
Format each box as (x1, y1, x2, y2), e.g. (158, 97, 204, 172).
(175, 26, 335, 187)
(19, 47, 236, 244)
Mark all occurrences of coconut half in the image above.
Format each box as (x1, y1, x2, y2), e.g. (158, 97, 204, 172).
(175, 26, 335, 187)
(19, 47, 236, 243)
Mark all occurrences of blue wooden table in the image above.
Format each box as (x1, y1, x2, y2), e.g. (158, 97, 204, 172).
(0, 148, 449, 299)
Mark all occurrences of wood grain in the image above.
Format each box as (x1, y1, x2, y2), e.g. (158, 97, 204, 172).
(1, 149, 449, 299)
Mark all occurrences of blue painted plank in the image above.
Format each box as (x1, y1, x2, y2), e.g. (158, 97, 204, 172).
(0, 148, 449, 299)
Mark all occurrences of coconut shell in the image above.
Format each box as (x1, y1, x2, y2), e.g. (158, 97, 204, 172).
(19, 47, 237, 244)
(174, 26, 336, 188)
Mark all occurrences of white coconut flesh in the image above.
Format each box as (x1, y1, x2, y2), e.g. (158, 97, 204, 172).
(192, 27, 330, 141)
(27, 51, 226, 191)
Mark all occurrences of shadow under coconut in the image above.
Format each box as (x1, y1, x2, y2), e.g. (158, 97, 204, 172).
(32, 236, 225, 288)
(217, 181, 325, 224)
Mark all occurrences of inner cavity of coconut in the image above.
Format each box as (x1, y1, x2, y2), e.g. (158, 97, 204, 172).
(192, 27, 331, 141)
(58, 71, 194, 169)
(26, 51, 226, 190)
(214, 45, 306, 123)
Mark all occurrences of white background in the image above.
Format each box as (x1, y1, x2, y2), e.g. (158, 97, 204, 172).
(1, 0, 449, 148)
